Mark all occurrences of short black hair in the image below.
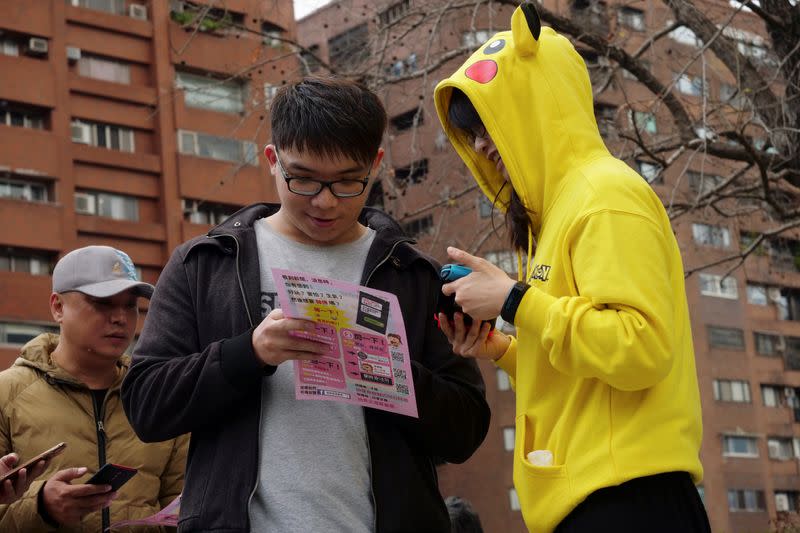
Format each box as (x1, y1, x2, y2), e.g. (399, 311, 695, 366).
(270, 76, 387, 166)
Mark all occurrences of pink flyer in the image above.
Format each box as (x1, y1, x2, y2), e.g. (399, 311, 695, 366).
(272, 268, 419, 418)
(107, 495, 180, 530)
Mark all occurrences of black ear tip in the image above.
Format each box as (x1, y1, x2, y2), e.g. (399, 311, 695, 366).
(521, 2, 542, 41)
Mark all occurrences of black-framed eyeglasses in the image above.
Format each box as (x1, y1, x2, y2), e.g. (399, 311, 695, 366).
(274, 147, 371, 198)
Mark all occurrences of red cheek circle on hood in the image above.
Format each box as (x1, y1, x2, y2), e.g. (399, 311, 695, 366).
(465, 60, 498, 84)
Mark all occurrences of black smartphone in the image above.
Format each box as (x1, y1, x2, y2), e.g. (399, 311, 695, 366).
(86, 463, 138, 491)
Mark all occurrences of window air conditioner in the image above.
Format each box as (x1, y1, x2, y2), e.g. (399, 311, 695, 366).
(66, 46, 81, 63)
(129, 4, 148, 20)
(776, 493, 790, 512)
(27, 37, 48, 55)
(70, 122, 92, 144)
(768, 287, 783, 302)
(777, 336, 787, 354)
(74, 192, 96, 215)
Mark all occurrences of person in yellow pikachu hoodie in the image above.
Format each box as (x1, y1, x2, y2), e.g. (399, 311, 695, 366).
(434, 3, 709, 532)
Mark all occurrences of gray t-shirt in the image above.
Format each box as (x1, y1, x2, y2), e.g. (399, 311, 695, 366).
(248, 218, 376, 533)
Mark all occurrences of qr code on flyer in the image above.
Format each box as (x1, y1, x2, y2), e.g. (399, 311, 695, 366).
(396, 384, 409, 395)
(393, 368, 407, 380)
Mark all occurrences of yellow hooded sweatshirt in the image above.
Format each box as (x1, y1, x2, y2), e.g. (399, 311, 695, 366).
(434, 4, 703, 532)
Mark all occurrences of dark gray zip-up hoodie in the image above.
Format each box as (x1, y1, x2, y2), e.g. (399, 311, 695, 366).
(121, 203, 491, 533)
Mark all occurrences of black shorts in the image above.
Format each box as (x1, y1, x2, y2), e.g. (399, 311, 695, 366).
(555, 472, 711, 533)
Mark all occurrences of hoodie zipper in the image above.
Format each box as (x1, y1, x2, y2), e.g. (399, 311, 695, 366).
(363, 236, 413, 532)
(91, 391, 110, 532)
(210, 233, 261, 527)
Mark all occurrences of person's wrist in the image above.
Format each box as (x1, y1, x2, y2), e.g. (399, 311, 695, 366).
(500, 282, 530, 324)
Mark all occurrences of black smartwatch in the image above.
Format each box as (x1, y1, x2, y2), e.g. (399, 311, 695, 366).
(500, 281, 530, 325)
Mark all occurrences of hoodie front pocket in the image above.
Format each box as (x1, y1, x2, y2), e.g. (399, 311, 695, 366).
(513, 412, 573, 532)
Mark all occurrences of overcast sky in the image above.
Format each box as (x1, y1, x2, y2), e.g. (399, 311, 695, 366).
(293, 0, 333, 19)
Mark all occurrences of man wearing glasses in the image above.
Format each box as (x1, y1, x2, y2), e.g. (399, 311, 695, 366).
(122, 76, 490, 533)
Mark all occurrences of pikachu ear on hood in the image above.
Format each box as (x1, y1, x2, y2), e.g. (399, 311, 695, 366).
(512, 2, 542, 57)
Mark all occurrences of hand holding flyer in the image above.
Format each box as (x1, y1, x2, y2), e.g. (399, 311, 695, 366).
(272, 268, 419, 418)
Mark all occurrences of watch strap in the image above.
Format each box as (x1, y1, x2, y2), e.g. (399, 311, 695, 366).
(500, 282, 530, 324)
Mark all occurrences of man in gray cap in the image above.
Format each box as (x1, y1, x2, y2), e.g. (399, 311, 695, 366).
(0, 245, 188, 532)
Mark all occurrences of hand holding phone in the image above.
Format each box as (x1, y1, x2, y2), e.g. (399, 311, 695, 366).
(87, 463, 138, 491)
(0, 442, 66, 484)
(438, 264, 496, 331)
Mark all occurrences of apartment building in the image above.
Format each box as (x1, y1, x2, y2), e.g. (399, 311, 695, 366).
(0, 0, 294, 365)
(298, 1, 800, 532)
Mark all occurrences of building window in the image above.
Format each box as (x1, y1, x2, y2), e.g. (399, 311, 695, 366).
(0, 322, 57, 345)
(777, 288, 800, 322)
(571, 0, 610, 35)
(508, 488, 521, 512)
(0, 175, 48, 202)
(688, 171, 722, 195)
(669, 25, 703, 47)
(502, 427, 515, 451)
(713, 379, 751, 402)
(183, 199, 236, 226)
(496, 369, 511, 391)
(1, 104, 46, 130)
(699, 274, 738, 299)
(378, 0, 410, 26)
(0, 249, 52, 275)
(71, 120, 134, 152)
(722, 435, 758, 457)
(300, 44, 321, 74)
(746, 284, 768, 306)
(728, 489, 766, 512)
(177, 129, 257, 166)
(697, 486, 705, 505)
(394, 159, 428, 185)
(629, 110, 657, 134)
(1, 37, 19, 57)
(170, 2, 245, 34)
(721, 83, 746, 110)
(328, 23, 369, 69)
(775, 491, 799, 512)
(176, 71, 245, 114)
(390, 108, 423, 132)
(617, 7, 645, 30)
(594, 103, 617, 137)
(74, 190, 139, 221)
(787, 337, 800, 370)
(708, 326, 745, 349)
(78, 54, 131, 84)
(762, 385, 798, 408)
(636, 160, 662, 184)
(768, 437, 795, 461)
(754, 332, 781, 356)
(462, 30, 493, 49)
(692, 223, 730, 248)
(477, 196, 495, 218)
(70, 0, 126, 16)
(260, 21, 286, 47)
(485, 250, 517, 274)
(675, 74, 705, 97)
(400, 215, 433, 237)
(263, 83, 280, 108)
(769, 238, 800, 273)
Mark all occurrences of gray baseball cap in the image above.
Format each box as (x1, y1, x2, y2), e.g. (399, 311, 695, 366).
(52, 246, 154, 299)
